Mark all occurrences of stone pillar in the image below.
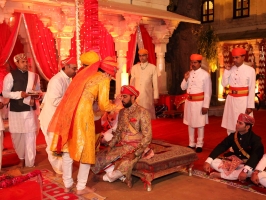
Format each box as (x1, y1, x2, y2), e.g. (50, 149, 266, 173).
(217, 43, 225, 100)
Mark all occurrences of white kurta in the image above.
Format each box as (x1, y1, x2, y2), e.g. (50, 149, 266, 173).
(39, 70, 71, 133)
(181, 68, 212, 127)
(2, 71, 40, 133)
(0, 107, 4, 171)
(130, 62, 159, 119)
(221, 63, 255, 131)
(255, 154, 266, 187)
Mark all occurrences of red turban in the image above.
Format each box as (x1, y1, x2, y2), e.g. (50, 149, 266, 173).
(61, 57, 77, 66)
(238, 113, 255, 125)
(138, 49, 148, 55)
(121, 85, 139, 97)
(232, 48, 246, 57)
(190, 54, 202, 61)
(99, 56, 118, 77)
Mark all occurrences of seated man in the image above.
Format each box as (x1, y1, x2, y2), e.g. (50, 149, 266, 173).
(251, 154, 266, 187)
(92, 85, 152, 188)
(203, 113, 264, 182)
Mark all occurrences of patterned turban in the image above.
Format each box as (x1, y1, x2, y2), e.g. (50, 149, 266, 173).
(238, 113, 255, 125)
(80, 51, 100, 66)
(121, 85, 139, 97)
(99, 56, 118, 77)
(232, 48, 246, 57)
(61, 57, 77, 66)
(190, 54, 202, 61)
(138, 49, 148, 55)
(14, 53, 27, 63)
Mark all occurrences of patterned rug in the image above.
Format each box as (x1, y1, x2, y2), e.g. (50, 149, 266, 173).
(41, 169, 106, 200)
(192, 169, 266, 196)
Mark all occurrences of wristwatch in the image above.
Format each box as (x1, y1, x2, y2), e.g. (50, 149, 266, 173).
(242, 168, 249, 173)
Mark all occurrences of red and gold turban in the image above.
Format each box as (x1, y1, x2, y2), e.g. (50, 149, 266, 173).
(99, 56, 118, 77)
(13, 53, 27, 63)
(238, 113, 255, 125)
(232, 48, 246, 57)
(190, 54, 202, 61)
(61, 57, 77, 66)
(138, 49, 148, 55)
(121, 85, 139, 97)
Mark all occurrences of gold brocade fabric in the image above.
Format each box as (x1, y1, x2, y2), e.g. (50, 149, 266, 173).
(50, 72, 117, 164)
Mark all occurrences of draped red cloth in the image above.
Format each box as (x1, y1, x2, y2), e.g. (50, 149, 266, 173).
(23, 13, 58, 80)
(139, 25, 156, 66)
(127, 32, 137, 73)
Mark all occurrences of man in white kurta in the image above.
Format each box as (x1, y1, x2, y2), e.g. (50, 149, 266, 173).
(221, 47, 255, 135)
(181, 54, 212, 153)
(0, 100, 5, 173)
(251, 154, 266, 187)
(2, 53, 41, 168)
(39, 57, 77, 174)
(130, 49, 159, 119)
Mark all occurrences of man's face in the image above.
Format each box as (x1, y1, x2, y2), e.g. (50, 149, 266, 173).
(236, 120, 250, 134)
(233, 55, 245, 67)
(64, 64, 78, 78)
(190, 60, 201, 71)
(139, 54, 148, 63)
(16, 59, 28, 72)
(121, 94, 134, 108)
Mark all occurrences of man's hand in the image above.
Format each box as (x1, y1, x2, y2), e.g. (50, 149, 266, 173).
(225, 65, 232, 70)
(245, 108, 253, 115)
(21, 91, 29, 98)
(184, 71, 190, 81)
(238, 171, 248, 182)
(202, 107, 208, 115)
(0, 102, 4, 109)
(251, 171, 260, 185)
(203, 162, 211, 173)
(154, 99, 159, 105)
(123, 152, 136, 161)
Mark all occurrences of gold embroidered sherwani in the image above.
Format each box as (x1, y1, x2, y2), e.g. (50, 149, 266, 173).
(51, 72, 116, 164)
(93, 102, 152, 179)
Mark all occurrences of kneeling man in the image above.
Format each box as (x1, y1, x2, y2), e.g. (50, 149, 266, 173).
(203, 113, 264, 182)
(92, 85, 152, 188)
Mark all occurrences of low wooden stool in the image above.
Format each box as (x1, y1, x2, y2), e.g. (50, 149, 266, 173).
(132, 140, 198, 191)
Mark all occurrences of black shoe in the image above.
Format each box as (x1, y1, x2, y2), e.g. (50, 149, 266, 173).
(187, 146, 195, 149)
(195, 147, 202, 153)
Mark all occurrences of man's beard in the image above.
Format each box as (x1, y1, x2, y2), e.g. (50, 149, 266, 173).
(122, 100, 132, 108)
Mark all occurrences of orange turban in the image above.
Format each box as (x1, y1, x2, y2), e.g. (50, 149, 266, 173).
(138, 49, 148, 55)
(121, 85, 139, 97)
(232, 48, 246, 57)
(238, 113, 255, 125)
(190, 54, 202, 61)
(61, 57, 77, 66)
(80, 51, 100, 66)
(99, 56, 118, 77)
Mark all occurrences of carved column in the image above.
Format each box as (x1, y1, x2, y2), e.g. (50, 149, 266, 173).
(217, 43, 225, 100)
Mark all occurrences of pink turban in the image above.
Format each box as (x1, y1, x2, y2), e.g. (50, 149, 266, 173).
(121, 85, 139, 97)
(61, 57, 77, 66)
(232, 48, 246, 57)
(238, 113, 255, 125)
(190, 54, 202, 61)
(99, 56, 118, 77)
(138, 49, 148, 55)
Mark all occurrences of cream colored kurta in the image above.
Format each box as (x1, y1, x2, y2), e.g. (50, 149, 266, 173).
(39, 70, 71, 134)
(181, 68, 212, 127)
(221, 63, 255, 131)
(130, 62, 159, 119)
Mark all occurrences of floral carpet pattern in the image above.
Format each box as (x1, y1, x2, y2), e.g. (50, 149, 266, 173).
(192, 169, 266, 197)
(41, 169, 106, 200)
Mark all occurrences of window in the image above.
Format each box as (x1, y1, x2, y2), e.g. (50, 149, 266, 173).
(201, 1, 214, 23)
(233, 0, 250, 18)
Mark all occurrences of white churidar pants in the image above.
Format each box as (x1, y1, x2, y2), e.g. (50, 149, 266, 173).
(188, 126, 204, 148)
(103, 165, 124, 182)
(211, 158, 252, 180)
(62, 153, 90, 190)
(41, 125, 62, 174)
(258, 171, 266, 187)
(11, 132, 36, 167)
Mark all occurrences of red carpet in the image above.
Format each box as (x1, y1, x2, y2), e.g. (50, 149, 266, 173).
(2, 109, 266, 171)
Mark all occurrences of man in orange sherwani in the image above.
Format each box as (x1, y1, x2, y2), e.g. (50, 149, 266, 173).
(48, 51, 118, 195)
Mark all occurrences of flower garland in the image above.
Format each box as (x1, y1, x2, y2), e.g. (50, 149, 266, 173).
(0, 170, 42, 188)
